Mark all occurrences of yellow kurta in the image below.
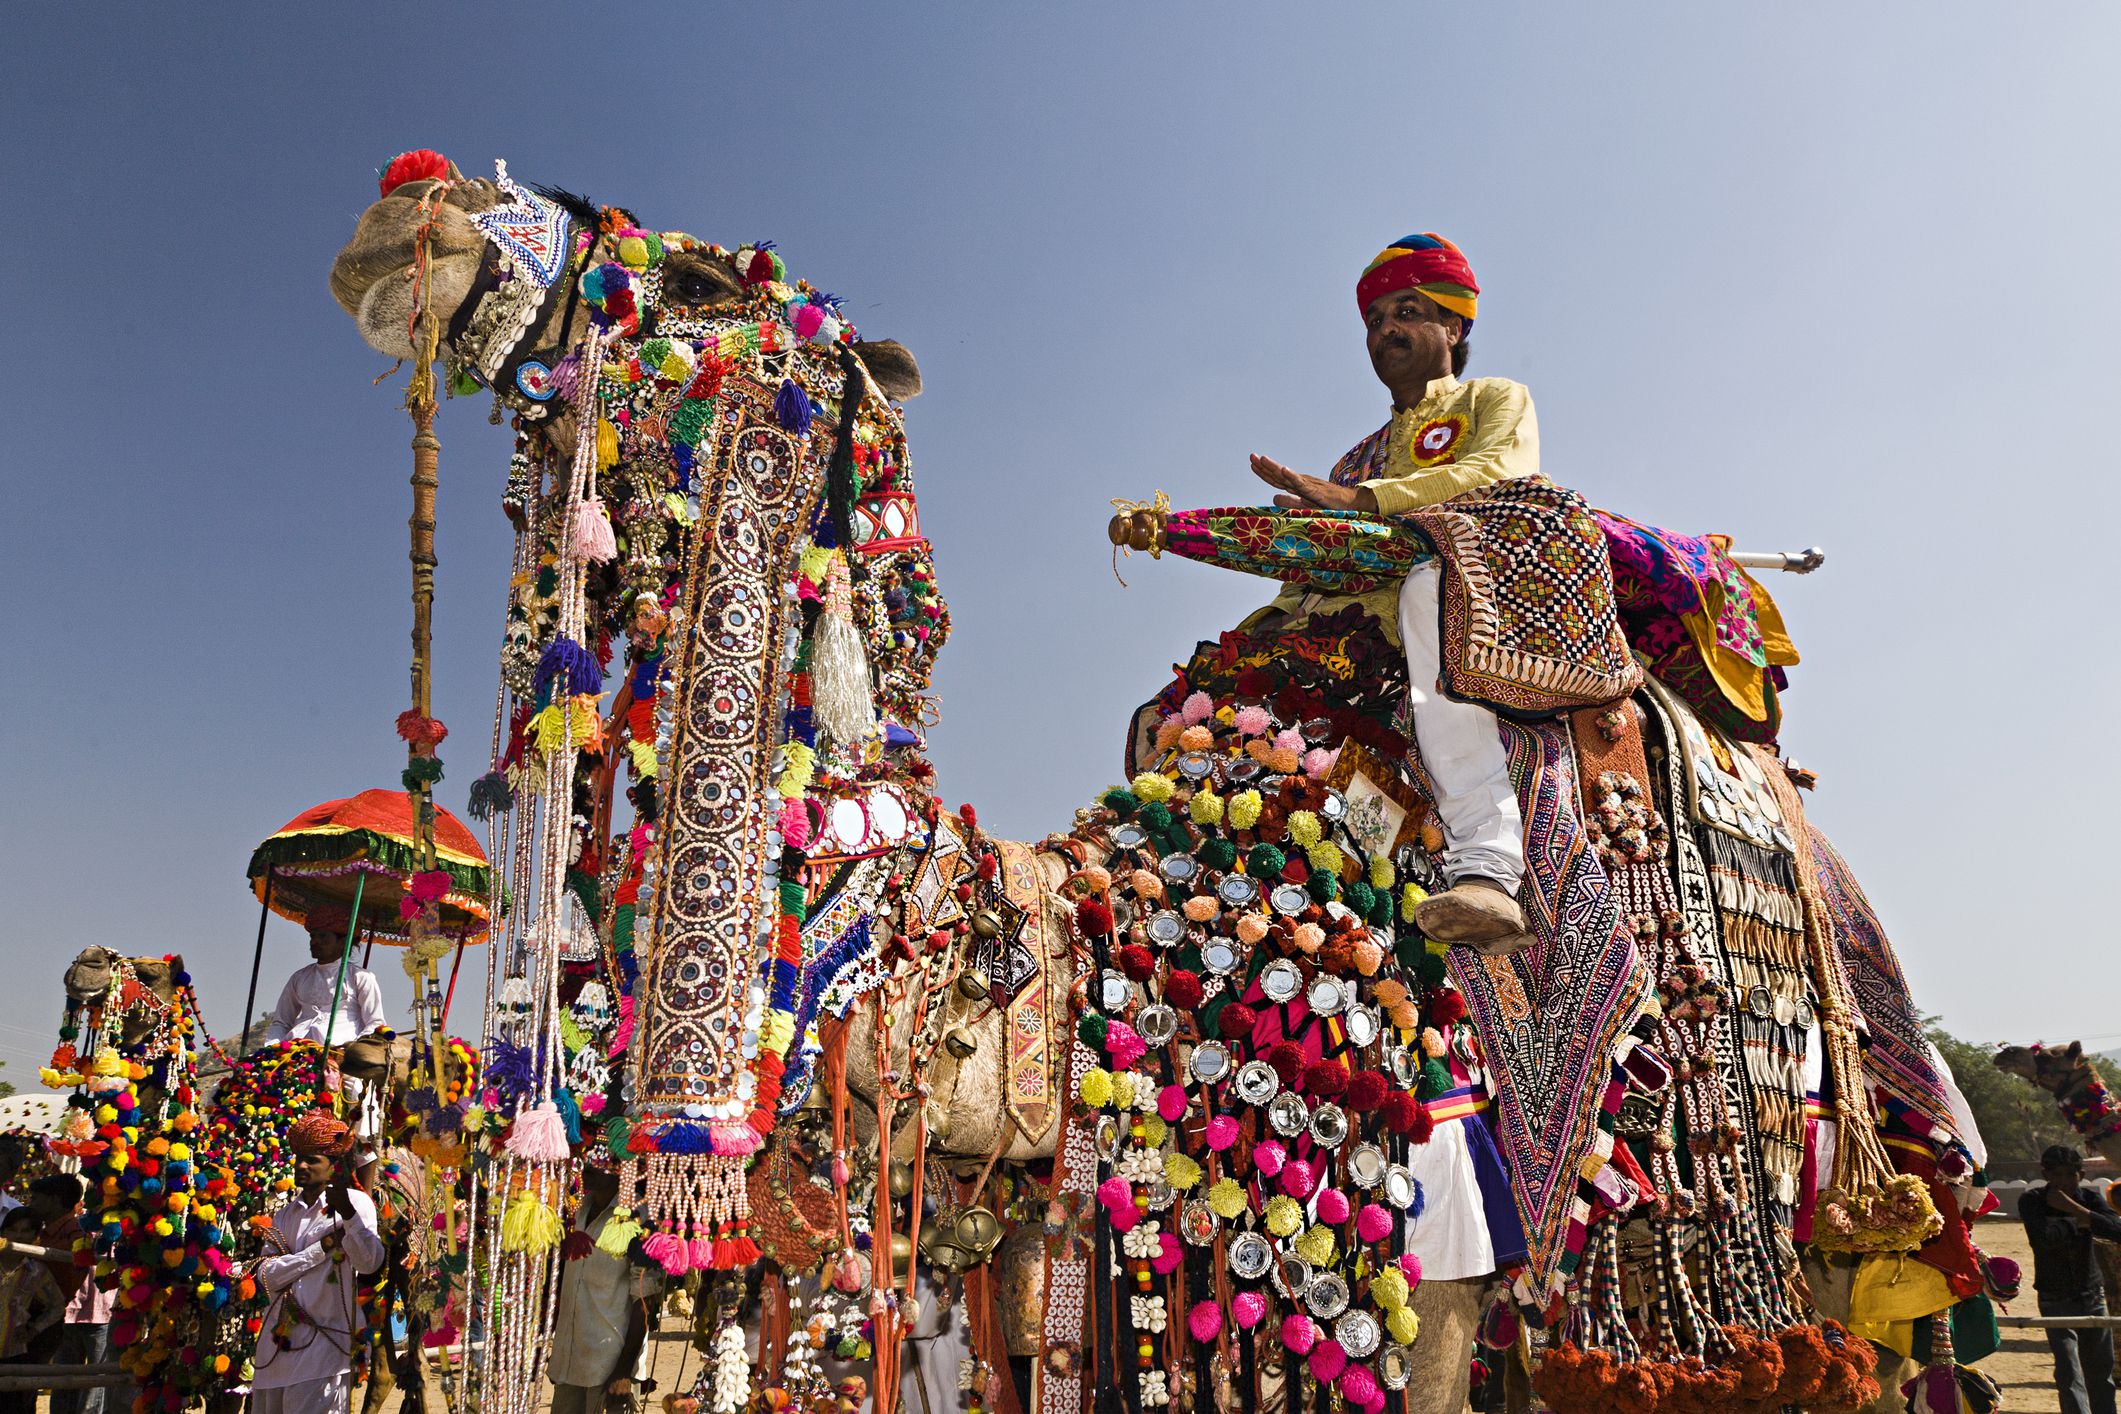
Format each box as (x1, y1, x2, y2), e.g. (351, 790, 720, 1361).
(1267, 373, 1539, 642)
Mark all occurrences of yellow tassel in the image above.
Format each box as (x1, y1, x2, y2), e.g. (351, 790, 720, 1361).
(501, 1187, 562, 1253)
(596, 1207, 646, 1257)
(569, 695, 605, 750)
(629, 741, 658, 779)
(596, 419, 619, 471)
(530, 704, 566, 755)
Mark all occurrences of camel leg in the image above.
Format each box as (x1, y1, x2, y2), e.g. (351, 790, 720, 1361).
(1405, 1277, 1485, 1414)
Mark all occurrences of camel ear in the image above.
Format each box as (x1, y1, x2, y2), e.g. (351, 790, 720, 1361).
(853, 339, 922, 401)
(2069, 1041, 2086, 1061)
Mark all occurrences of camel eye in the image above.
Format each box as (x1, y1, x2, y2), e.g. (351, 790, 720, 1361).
(668, 267, 732, 306)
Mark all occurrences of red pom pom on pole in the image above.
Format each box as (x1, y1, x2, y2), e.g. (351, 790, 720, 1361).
(1427, 988, 1467, 1027)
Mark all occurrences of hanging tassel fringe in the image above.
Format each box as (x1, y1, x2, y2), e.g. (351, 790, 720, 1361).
(573, 497, 618, 564)
(641, 1229, 690, 1275)
(811, 558, 875, 747)
(501, 1186, 563, 1253)
(507, 1101, 572, 1161)
(595, 1207, 646, 1257)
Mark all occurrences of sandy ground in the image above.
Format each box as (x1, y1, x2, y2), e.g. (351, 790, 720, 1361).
(29, 1215, 2081, 1413)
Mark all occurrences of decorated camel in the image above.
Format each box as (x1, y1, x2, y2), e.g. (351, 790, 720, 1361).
(1995, 1041, 2121, 1164)
(320, 152, 1971, 1414)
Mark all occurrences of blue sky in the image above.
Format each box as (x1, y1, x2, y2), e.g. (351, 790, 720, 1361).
(3, 4, 2115, 1085)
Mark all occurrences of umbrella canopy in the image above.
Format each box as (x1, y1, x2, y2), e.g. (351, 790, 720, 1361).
(248, 789, 493, 944)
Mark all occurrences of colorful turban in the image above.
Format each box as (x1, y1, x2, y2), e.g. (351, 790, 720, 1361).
(1356, 233, 1479, 328)
(304, 902, 352, 937)
(289, 1108, 355, 1158)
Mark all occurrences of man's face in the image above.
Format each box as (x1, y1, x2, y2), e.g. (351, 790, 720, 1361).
(294, 1152, 336, 1188)
(26, 1191, 71, 1224)
(581, 1167, 619, 1212)
(307, 927, 346, 966)
(1364, 289, 1459, 392)
(2046, 1161, 2083, 1190)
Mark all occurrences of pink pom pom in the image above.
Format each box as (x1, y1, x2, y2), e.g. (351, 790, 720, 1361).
(1279, 1314, 1317, 1354)
(1308, 1339, 1347, 1381)
(1253, 1139, 1286, 1177)
(1280, 1159, 1317, 1200)
(1315, 1188, 1351, 1225)
(793, 303, 826, 339)
(1096, 1177, 1133, 1214)
(1205, 1115, 1239, 1151)
(1104, 1022, 1147, 1069)
(1339, 1365, 1380, 1406)
(1158, 1085, 1188, 1122)
(1152, 1232, 1183, 1275)
(1108, 1202, 1140, 1233)
(1301, 747, 1337, 778)
(1182, 691, 1214, 725)
(1273, 728, 1305, 753)
(1234, 705, 1270, 737)
(1233, 1291, 1267, 1329)
(1356, 1203, 1393, 1243)
(778, 797, 812, 850)
(1188, 1299, 1223, 1342)
(1398, 1252, 1423, 1285)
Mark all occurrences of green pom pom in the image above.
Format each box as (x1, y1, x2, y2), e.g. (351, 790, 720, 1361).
(1102, 789, 1139, 818)
(1163, 822, 1195, 854)
(778, 880, 808, 918)
(400, 755, 444, 787)
(604, 1117, 632, 1161)
(1198, 838, 1237, 872)
(1344, 880, 1375, 915)
(1418, 1057, 1454, 1100)
(1247, 844, 1286, 877)
(1395, 933, 1427, 972)
(1307, 870, 1339, 904)
(1078, 1014, 1109, 1049)
(1138, 802, 1173, 834)
(1419, 950, 1450, 987)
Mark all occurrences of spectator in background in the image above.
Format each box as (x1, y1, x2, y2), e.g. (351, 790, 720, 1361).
(0, 1139, 28, 1221)
(2023, 1144, 2121, 1414)
(27, 1174, 118, 1414)
(0, 1206, 65, 1412)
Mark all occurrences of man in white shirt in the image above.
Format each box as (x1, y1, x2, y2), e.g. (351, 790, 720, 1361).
(267, 904, 390, 1187)
(265, 904, 388, 1048)
(250, 1110, 386, 1414)
(549, 1163, 658, 1414)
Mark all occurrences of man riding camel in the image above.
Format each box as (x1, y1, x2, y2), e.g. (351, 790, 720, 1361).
(1248, 233, 1539, 952)
(266, 904, 390, 1186)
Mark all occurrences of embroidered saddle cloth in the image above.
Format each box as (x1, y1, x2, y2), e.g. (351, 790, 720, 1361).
(1159, 478, 1642, 719)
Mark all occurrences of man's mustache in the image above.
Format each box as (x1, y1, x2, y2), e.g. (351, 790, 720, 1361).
(1375, 334, 1412, 354)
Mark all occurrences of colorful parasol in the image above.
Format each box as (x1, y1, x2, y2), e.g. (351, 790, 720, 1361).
(247, 788, 493, 944)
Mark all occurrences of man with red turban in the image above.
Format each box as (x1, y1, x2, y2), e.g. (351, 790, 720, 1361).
(249, 1109, 384, 1414)
(1250, 233, 1538, 949)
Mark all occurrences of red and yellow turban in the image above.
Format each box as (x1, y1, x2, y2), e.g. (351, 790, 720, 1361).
(1356, 234, 1479, 328)
(289, 1108, 355, 1158)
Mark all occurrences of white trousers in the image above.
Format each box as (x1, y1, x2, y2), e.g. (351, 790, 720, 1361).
(250, 1371, 352, 1414)
(1400, 563, 1525, 892)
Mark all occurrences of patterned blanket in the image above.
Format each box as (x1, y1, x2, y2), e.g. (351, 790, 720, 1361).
(1450, 717, 1651, 1291)
(1157, 480, 1641, 719)
(1805, 825, 1957, 1145)
(1595, 510, 1798, 744)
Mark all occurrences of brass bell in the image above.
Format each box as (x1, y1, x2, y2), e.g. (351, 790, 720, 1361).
(970, 909, 1003, 941)
(943, 1025, 979, 1060)
(952, 1206, 1002, 1259)
(888, 1231, 915, 1265)
(956, 967, 992, 1002)
(887, 1160, 915, 1199)
(919, 1228, 969, 1274)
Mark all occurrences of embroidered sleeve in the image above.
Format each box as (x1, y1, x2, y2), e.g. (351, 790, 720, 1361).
(1361, 381, 1539, 517)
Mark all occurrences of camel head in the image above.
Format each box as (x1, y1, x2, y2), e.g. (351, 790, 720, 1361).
(329, 150, 921, 464)
(1994, 1040, 2089, 1095)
